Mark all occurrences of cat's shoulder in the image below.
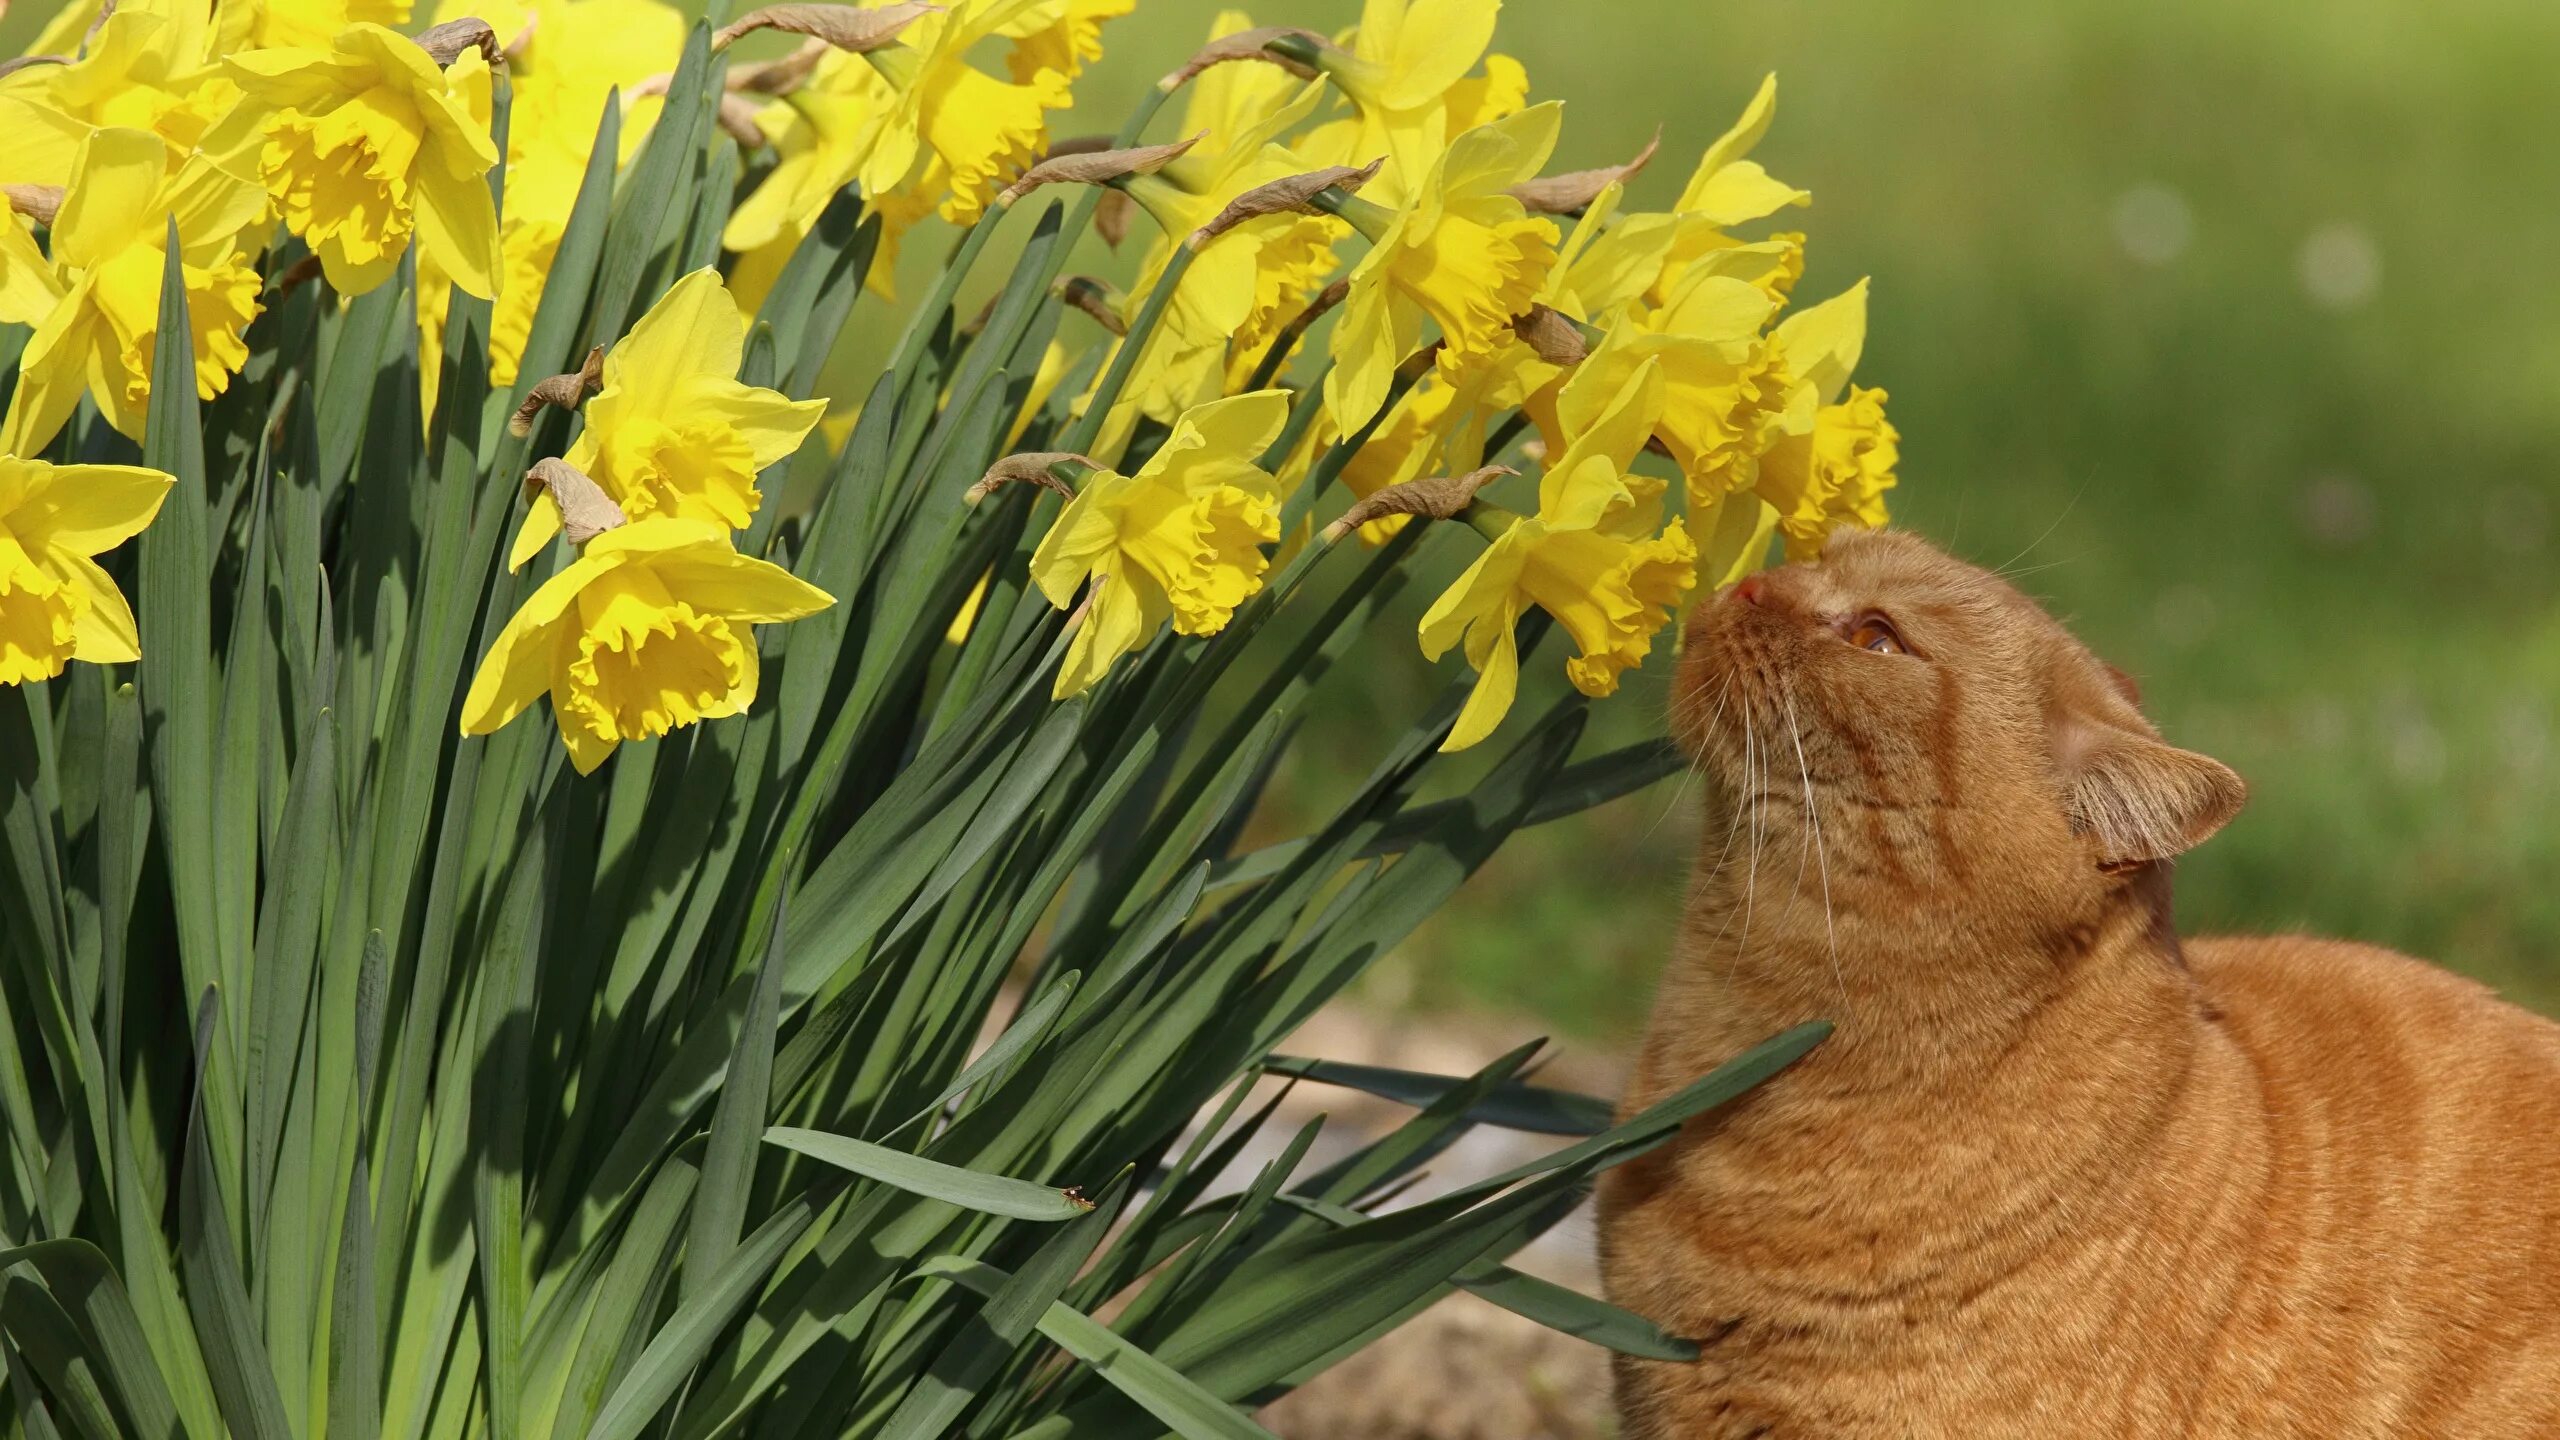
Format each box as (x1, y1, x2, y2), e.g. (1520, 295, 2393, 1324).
(2183, 932, 2560, 1064)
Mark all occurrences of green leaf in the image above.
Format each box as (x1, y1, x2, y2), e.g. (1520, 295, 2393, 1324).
(579, 1192, 821, 1440)
(1273, 1196, 1696, 1361)
(761, 1129, 1094, 1222)
(1258, 1055, 1613, 1137)
(0, 1241, 184, 1440)
(139, 227, 225, 1072)
(587, 25, 710, 349)
(876, 1170, 1129, 1440)
(682, 888, 786, 1299)
(915, 1258, 1281, 1440)
(328, 1155, 381, 1440)
(178, 993, 293, 1440)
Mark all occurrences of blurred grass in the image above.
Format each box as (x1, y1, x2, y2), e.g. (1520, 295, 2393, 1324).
(18, 0, 2550, 1043)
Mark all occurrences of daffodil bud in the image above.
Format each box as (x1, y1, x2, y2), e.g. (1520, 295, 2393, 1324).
(1510, 130, 1662, 216)
(1323, 465, 1515, 544)
(711, 1, 939, 54)
(995, 132, 1202, 207)
(968, 452, 1100, 507)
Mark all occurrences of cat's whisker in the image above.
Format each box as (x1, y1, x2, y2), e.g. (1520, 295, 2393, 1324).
(1651, 673, 1733, 840)
(1734, 701, 1766, 962)
(1990, 479, 2089, 580)
(1786, 686, 1849, 1010)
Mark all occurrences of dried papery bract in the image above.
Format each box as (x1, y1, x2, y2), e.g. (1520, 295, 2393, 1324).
(271, 253, 326, 301)
(1054, 276, 1126, 335)
(521, 458, 627, 545)
(1160, 24, 1326, 88)
(2, 184, 62, 228)
(1513, 304, 1590, 365)
(1509, 129, 1663, 215)
(996, 133, 1203, 206)
(1191, 159, 1382, 249)
(0, 55, 68, 80)
(1095, 188, 1134, 247)
(1324, 465, 1516, 543)
(728, 38, 826, 94)
(509, 345, 606, 437)
(712, 94, 768, 148)
(966, 452, 1098, 506)
(415, 16, 504, 69)
(711, 0, 938, 53)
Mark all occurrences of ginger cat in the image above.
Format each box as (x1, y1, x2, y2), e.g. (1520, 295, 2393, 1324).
(1598, 530, 2560, 1438)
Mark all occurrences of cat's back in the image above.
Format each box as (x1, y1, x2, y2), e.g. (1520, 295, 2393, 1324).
(2187, 932, 2560, 1105)
(2176, 933, 2560, 1433)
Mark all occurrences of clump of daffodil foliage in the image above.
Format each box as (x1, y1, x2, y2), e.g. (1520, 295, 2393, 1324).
(0, 0, 1865, 1433)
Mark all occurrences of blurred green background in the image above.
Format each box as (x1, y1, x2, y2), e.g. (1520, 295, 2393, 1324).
(1060, 0, 2560, 1041)
(15, 0, 2551, 1044)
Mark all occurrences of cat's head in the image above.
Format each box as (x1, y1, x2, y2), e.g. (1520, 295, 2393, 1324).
(1670, 529, 2245, 925)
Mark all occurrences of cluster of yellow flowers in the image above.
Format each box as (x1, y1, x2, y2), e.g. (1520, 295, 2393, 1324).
(1023, 11, 1900, 750)
(0, 0, 1899, 766)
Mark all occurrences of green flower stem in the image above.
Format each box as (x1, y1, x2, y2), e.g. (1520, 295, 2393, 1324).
(1307, 186, 1395, 243)
(1278, 345, 1434, 537)
(1257, 363, 1332, 471)
(1242, 281, 1347, 393)
(1052, 241, 1194, 456)
(881, 203, 1008, 384)
(1023, 83, 1175, 300)
(1461, 501, 1518, 544)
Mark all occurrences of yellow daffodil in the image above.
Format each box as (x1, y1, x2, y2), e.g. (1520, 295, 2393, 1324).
(1571, 271, 1789, 528)
(2, 128, 265, 455)
(222, 0, 416, 56)
(997, 0, 1135, 82)
(1298, 0, 1514, 206)
(727, 0, 1071, 299)
(418, 0, 684, 410)
(0, 454, 173, 684)
(460, 516, 833, 773)
(1029, 390, 1289, 698)
(0, 217, 55, 326)
(858, 0, 1074, 226)
(1651, 74, 1809, 304)
(1419, 355, 1694, 751)
(1099, 14, 1340, 424)
(227, 22, 501, 298)
(1409, 180, 1678, 473)
(510, 268, 826, 570)
(1326, 102, 1561, 431)
(1753, 280, 1896, 558)
(1335, 378, 1459, 543)
(0, 0, 238, 188)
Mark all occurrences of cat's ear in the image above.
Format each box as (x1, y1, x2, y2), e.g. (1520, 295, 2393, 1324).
(2059, 721, 2247, 869)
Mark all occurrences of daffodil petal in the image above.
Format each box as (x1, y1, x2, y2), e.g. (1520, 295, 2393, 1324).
(508, 494, 565, 573)
(460, 550, 615, 734)
(54, 551, 142, 664)
(637, 543, 835, 622)
(414, 159, 502, 300)
(12, 464, 174, 556)
(51, 129, 172, 274)
(608, 267, 743, 421)
(1440, 620, 1517, 753)
(554, 691, 621, 773)
(1770, 278, 1868, 407)
(693, 387, 827, 470)
(2, 284, 101, 459)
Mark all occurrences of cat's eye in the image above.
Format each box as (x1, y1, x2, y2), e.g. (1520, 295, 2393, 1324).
(1848, 614, 1907, 655)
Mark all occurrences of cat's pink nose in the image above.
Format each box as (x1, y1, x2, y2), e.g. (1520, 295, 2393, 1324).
(1732, 576, 1768, 607)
